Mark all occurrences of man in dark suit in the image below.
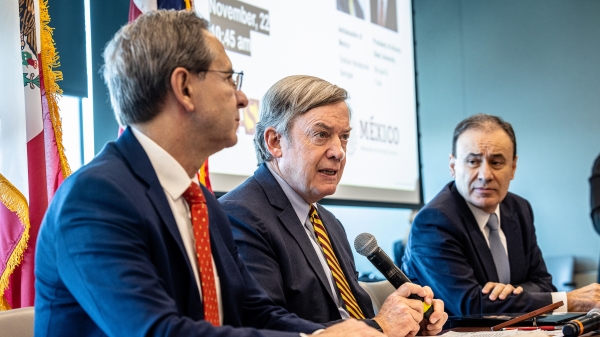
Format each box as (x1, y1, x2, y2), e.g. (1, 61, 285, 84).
(402, 113, 600, 316)
(220, 75, 448, 337)
(34, 11, 383, 337)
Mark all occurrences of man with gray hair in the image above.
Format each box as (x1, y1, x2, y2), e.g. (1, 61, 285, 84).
(34, 10, 383, 337)
(402, 113, 600, 316)
(220, 75, 448, 337)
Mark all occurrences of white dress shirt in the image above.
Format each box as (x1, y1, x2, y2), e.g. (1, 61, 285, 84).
(131, 127, 223, 323)
(267, 165, 351, 319)
(466, 202, 567, 312)
(467, 203, 508, 254)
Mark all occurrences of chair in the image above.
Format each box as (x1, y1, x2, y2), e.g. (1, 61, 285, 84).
(544, 255, 576, 292)
(359, 280, 396, 314)
(0, 306, 34, 337)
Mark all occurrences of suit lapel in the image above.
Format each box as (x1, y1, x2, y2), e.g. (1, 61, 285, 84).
(115, 128, 191, 272)
(450, 184, 500, 282)
(318, 212, 361, 300)
(500, 202, 520, 283)
(254, 165, 337, 301)
(276, 209, 337, 301)
(204, 197, 229, 321)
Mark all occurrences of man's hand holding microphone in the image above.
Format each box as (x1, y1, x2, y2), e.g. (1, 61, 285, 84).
(355, 233, 448, 336)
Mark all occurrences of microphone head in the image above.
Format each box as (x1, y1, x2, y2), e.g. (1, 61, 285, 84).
(354, 233, 378, 256)
(588, 308, 600, 317)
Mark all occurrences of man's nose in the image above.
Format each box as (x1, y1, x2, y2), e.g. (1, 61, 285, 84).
(478, 161, 493, 181)
(327, 138, 346, 161)
(236, 90, 249, 109)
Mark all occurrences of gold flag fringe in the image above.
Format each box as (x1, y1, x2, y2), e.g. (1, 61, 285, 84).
(39, 0, 71, 179)
(0, 0, 71, 310)
(0, 175, 31, 311)
(0, 296, 11, 311)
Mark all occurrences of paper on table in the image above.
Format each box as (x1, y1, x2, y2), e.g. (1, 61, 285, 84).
(441, 331, 562, 337)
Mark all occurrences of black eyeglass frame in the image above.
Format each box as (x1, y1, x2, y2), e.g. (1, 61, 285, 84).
(199, 69, 244, 90)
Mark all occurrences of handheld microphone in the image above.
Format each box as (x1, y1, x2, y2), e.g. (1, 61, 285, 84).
(562, 308, 600, 336)
(354, 232, 433, 319)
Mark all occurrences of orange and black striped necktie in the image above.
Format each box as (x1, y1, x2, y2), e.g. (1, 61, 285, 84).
(308, 205, 365, 319)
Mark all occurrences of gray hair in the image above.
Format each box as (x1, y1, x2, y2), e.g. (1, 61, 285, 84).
(254, 75, 350, 164)
(102, 10, 213, 126)
(452, 113, 517, 159)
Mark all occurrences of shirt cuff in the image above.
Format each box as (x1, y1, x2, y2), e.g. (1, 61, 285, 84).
(551, 292, 568, 312)
(300, 329, 325, 336)
(361, 318, 383, 332)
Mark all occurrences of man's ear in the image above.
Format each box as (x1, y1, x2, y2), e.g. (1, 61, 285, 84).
(449, 154, 456, 179)
(264, 127, 283, 158)
(170, 67, 195, 112)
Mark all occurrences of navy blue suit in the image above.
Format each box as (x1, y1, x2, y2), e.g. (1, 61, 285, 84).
(219, 164, 375, 325)
(402, 182, 556, 316)
(34, 129, 322, 337)
(590, 153, 600, 236)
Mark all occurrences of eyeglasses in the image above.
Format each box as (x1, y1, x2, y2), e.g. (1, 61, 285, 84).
(200, 69, 244, 91)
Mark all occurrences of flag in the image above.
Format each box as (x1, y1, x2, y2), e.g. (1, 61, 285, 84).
(127, 0, 213, 192)
(0, 0, 70, 310)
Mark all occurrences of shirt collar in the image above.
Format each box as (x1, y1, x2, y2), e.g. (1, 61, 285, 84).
(266, 164, 315, 224)
(466, 202, 501, 231)
(131, 127, 197, 200)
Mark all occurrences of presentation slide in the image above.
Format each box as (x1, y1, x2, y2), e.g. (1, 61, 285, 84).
(195, 0, 421, 206)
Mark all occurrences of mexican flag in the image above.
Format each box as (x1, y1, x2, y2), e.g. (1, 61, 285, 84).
(0, 0, 69, 310)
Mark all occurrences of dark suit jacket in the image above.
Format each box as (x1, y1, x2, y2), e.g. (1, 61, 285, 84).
(590, 153, 600, 235)
(591, 154, 600, 282)
(401, 182, 556, 316)
(34, 128, 322, 337)
(219, 164, 375, 325)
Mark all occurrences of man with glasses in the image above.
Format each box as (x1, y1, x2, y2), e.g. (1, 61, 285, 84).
(202, 70, 244, 90)
(34, 10, 382, 337)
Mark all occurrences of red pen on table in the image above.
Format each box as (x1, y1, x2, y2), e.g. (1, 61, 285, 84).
(501, 326, 560, 331)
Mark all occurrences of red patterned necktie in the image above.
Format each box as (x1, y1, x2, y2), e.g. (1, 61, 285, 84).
(309, 205, 365, 319)
(182, 182, 220, 326)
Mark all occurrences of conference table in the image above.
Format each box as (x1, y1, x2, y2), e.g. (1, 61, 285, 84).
(442, 327, 600, 336)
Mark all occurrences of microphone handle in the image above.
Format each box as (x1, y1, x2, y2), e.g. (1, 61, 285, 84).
(367, 248, 433, 319)
(562, 314, 600, 337)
